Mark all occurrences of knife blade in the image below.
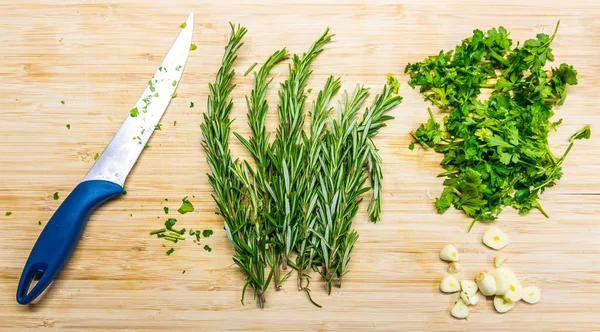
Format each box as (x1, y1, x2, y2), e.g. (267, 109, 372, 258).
(16, 13, 194, 305)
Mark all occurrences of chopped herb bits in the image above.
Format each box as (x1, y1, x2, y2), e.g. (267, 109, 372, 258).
(202, 229, 213, 238)
(203, 245, 212, 252)
(53, 192, 59, 200)
(60, 100, 65, 105)
(190, 43, 197, 51)
(66, 124, 70, 130)
(93, 153, 99, 160)
(5, 212, 12, 216)
(130, 107, 139, 117)
(164, 206, 169, 214)
(189, 102, 194, 108)
(177, 196, 194, 214)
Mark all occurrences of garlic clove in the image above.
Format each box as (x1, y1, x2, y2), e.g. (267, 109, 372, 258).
(447, 262, 461, 274)
(476, 272, 497, 296)
(460, 280, 478, 296)
(494, 253, 507, 267)
(451, 299, 469, 319)
(490, 269, 509, 296)
(522, 286, 541, 304)
(482, 226, 510, 250)
(440, 275, 461, 293)
(494, 295, 517, 313)
(440, 244, 459, 262)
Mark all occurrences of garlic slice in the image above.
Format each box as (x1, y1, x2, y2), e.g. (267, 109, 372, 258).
(440, 244, 459, 262)
(494, 295, 517, 313)
(440, 275, 461, 293)
(482, 226, 510, 250)
(447, 262, 461, 274)
(460, 290, 479, 306)
(489, 269, 509, 296)
(460, 280, 478, 296)
(451, 299, 469, 319)
(494, 253, 507, 267)
(476, 272, 496, 296)
(522, 286, 541, 304)
(502, 274, 523, 303)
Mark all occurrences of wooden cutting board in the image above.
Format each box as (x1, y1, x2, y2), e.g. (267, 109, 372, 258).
(1, 1, 599, 331)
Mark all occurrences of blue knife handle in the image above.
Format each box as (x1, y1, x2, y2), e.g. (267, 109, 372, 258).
(16, 180, 123, 305)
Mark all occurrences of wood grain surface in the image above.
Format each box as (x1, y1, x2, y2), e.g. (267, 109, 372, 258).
(1, 0, 599, 331)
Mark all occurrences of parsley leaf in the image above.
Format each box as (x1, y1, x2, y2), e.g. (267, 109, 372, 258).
(202, 229, 213, 238)
(189, 102, 194, 108)
(53, 192, 59, 200)
(190, 44, 197, 51)
(177, 196, 194, 214)
(163, 206, 169, 214)
(66, 124, 70, 130)
(130, 107, 139, 117)
(203, 245, 212, 252)
(5, 212, 12, 216)
(180, 22, 187, 29)
(60, 100, 65, 105)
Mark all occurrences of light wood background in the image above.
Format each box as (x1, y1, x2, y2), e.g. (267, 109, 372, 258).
(1, 0, 599, 331)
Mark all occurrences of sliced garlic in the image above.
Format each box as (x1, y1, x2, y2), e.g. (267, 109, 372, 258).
(451, 299, 469, 319)
(447, 262, 461, 274)
(494, 295, 517, 313)
(460, 280, 478, 296)
(503, 274, 523, 303)
(476, 272, 496, 296)
(522, 286, 541, 304)
(489, 269, 509, 296)
(494, 253, 507, 267)
(440, 244, 459, 262)
(482, 226, 510, 250)
(460, 290, 479, 306)
(440, 275, 461, 293)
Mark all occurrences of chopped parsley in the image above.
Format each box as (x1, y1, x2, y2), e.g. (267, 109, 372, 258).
(58, 38, 63, 43)
(93, 153, 99, 160)
(176, 65, 182, 71)
(307, 88, 313, 93)
(190, 44, 197, 51)
(173, 120, 177, 126)
(148, 79, 156, 92)
(60, 100, 65, 105)
(189, 102, 194, 108)
(177, 196, 194, 214)
(171, 92, 177, 98)
(158, 66, 164, 72)
(408, 142, 415, 150)
(165, 218, 178, 229)
(166, 248, 175, 255)
(202, 229, 213, 238)
(53, 192, 59, 200)
(155, 123, 163, 130)
(172, 80, 177, 87)
(203, 245, 212, 252)
(122, 190, 127, 195)
(5, 212, 12, 216)
(38, 221, 42, 225)
(163, 206, 169, 214)
(180, 22, 187, 29)
(130, 107, 139, 117)
(66, 124, 70, 130)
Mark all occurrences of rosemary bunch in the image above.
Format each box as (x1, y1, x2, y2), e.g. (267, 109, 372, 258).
(202, 24, 402, 307)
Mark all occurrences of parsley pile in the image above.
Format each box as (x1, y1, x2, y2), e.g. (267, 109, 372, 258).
(201, 24, 401, 308)
(406, 22, 590, 230)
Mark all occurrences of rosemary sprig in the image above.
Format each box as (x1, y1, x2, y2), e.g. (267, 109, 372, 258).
(202, 24, 402, 307)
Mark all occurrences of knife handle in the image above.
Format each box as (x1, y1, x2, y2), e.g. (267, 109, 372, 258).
(16, 180, 123, 305)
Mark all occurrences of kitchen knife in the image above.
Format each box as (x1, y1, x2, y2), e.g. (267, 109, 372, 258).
(16, 13, 194, 305)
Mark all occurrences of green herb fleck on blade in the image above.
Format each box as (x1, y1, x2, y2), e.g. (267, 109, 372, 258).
(5, 212, 12, 216)
(148, 80, 156, 92)
(176, 65, 182, 71)
(53, 192, 59, 200)
(202, 229, 213, 238)
(177, 196, 194, 214)
(190, 44, 197, 51)
(66, 124, 70, 130)
(163, 206, 169, 214)
(172, 80, 177, 87)
(130, 107, 139, 117)
(203, 245, 212, 252)
(189, 102, 194, 108)
(166, 248, 175, 255)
